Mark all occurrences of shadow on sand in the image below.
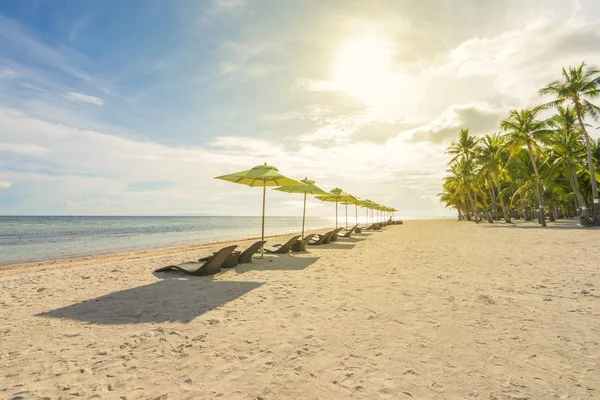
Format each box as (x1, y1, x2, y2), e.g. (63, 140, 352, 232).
(235, 255, 320, 274)
(335, 237, 366, 243)
(480, 219, 600, 231)
(37, 278, 264, 325)
(311, 243, 357, 250)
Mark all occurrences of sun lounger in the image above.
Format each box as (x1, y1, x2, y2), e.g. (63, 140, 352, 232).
(154, 245, 238, 276)
(338, 224, 359, 238)
(308, 230, 334, 245)
(329, 227, 345, 242)
(291, 234, 315, 252)
(363, 223, 383, 231)
(198, 240, 266, 267)
(264, 235, 301, 254)
(237, 240, 267, 263)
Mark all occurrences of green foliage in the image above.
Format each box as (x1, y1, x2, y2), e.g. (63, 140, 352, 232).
(440, 62, 600, 224)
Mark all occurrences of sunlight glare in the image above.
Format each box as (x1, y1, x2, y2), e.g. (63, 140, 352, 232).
(332, 36, 395, 106)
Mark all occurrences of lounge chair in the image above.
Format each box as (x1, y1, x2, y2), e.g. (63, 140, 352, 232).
(308, 230, 334, 245)
(198, 240, 266, 267)
(237, 240, 267, 263)
(264, 235, 301, 254)
(363, 223, 382, 231)
(329, 227, 345, 242)
(155, 245, 238, 276)
(338, 224, 359, 238)
(291, 234, 318, 252)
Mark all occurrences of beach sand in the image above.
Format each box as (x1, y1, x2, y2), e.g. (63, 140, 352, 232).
(1, 220, 599, 399)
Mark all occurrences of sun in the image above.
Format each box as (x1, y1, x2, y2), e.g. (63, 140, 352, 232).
(332, 35, 395, 106)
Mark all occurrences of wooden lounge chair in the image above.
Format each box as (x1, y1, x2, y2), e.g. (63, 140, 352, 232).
(198, 240, 266, 267)
(237, 240, 267, 263)
(264, 235, 301, 254)
(308, 230, 334, 245)
(291, 234, 316, 252)
(155, 245, 237, 276)
(363, 223, 382, 231)
(329, 227, 345, 242)
(338, 224, 359, 238)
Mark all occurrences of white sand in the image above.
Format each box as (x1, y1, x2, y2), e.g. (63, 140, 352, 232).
(1, 220, 599, 399)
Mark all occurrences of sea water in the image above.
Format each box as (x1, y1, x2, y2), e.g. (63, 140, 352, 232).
(0, 216, 334, 266)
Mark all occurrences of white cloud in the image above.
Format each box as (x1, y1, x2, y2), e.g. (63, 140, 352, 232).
(0, 181, 11, 189)
(64, 92, 104, 107)
(0, 68, 18, 79)
(0, 142, 50, 156)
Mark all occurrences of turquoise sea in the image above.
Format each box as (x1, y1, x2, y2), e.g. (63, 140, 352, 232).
(0, 216, 334, 266)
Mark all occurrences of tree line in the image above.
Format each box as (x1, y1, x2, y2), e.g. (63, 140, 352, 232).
(440, 62, 600, 227)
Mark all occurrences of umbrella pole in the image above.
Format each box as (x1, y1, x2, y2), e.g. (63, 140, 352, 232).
(345, 204, 348, 229)
(302, 192, 306, 239)
(335, 200, 338, 229)
(355, 204, 358, 226)
(261, 181, 266, 257)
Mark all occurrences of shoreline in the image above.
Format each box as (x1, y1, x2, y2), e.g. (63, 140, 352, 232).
(0, 227, 333, 275)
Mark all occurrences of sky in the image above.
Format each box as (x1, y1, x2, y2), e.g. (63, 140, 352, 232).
(1, 0, 600, 217)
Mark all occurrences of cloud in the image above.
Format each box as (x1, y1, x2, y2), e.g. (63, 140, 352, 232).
(0, 68, 18, 79)
(0, 15, 93, 82)
(126, 181, 175, 192)
(64, 92, 105, 107)
(403, 102, 508, 144)
(352, 121, 406, 143)
(0, 142, 50, 156)
(0, 181, 11, 189)
(196, 0, 247, 27)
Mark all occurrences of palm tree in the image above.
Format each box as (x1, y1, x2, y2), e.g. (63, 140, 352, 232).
(546, 105, 590, 224)
(501, 108, 549, 227)
(446, 129, 480, 221)
(540, 62, 600, 224)
(447, 129, 479, 163)
(477, 133, 512, 223)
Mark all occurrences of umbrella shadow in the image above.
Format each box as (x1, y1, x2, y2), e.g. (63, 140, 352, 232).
(235, 255, 320, 274)
(314, 243, 357, 250)
(37, 278, 264, 325)
(336, 237, 366, 243)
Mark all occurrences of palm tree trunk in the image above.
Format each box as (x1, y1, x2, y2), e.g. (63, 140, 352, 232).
(569, 169, 590, 225)
(493, 176, 511, 223)
(575, 107, 600, 225)
(488, 177, 498, 220)
(526, 141, 546, 227)
(520, 191, 530, 220)
(466, 188, 478, 223)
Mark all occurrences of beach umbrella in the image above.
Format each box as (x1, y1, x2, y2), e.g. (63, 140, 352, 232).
(339, 196, 359, 229)
(215, 163, 305, 245)
(361, 199, 379, 224)
(315, 188, 356, 228)
(273, 177, 328, 238)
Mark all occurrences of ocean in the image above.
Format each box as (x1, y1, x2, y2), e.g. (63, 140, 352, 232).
(0, 215, 337, 266)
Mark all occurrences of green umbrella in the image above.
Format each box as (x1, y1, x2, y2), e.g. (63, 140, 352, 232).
(273, 177, 328, 238)
(215, 163, 305, 244)
(315, 188, 356, 229)
(361, 199, 379, 224)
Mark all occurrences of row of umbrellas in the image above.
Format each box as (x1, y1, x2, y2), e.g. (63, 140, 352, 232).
(215, 163, 398, 242)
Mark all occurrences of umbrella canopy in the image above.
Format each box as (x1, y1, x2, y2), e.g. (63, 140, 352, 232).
(215, 163, 305, 245)
(315, 188, 356, 228)
(274, 177, 328, 237)
(360, 199, 379, 224)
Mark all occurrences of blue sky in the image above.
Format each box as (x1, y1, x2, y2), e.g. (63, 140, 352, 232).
(1, 0, 600, 216)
